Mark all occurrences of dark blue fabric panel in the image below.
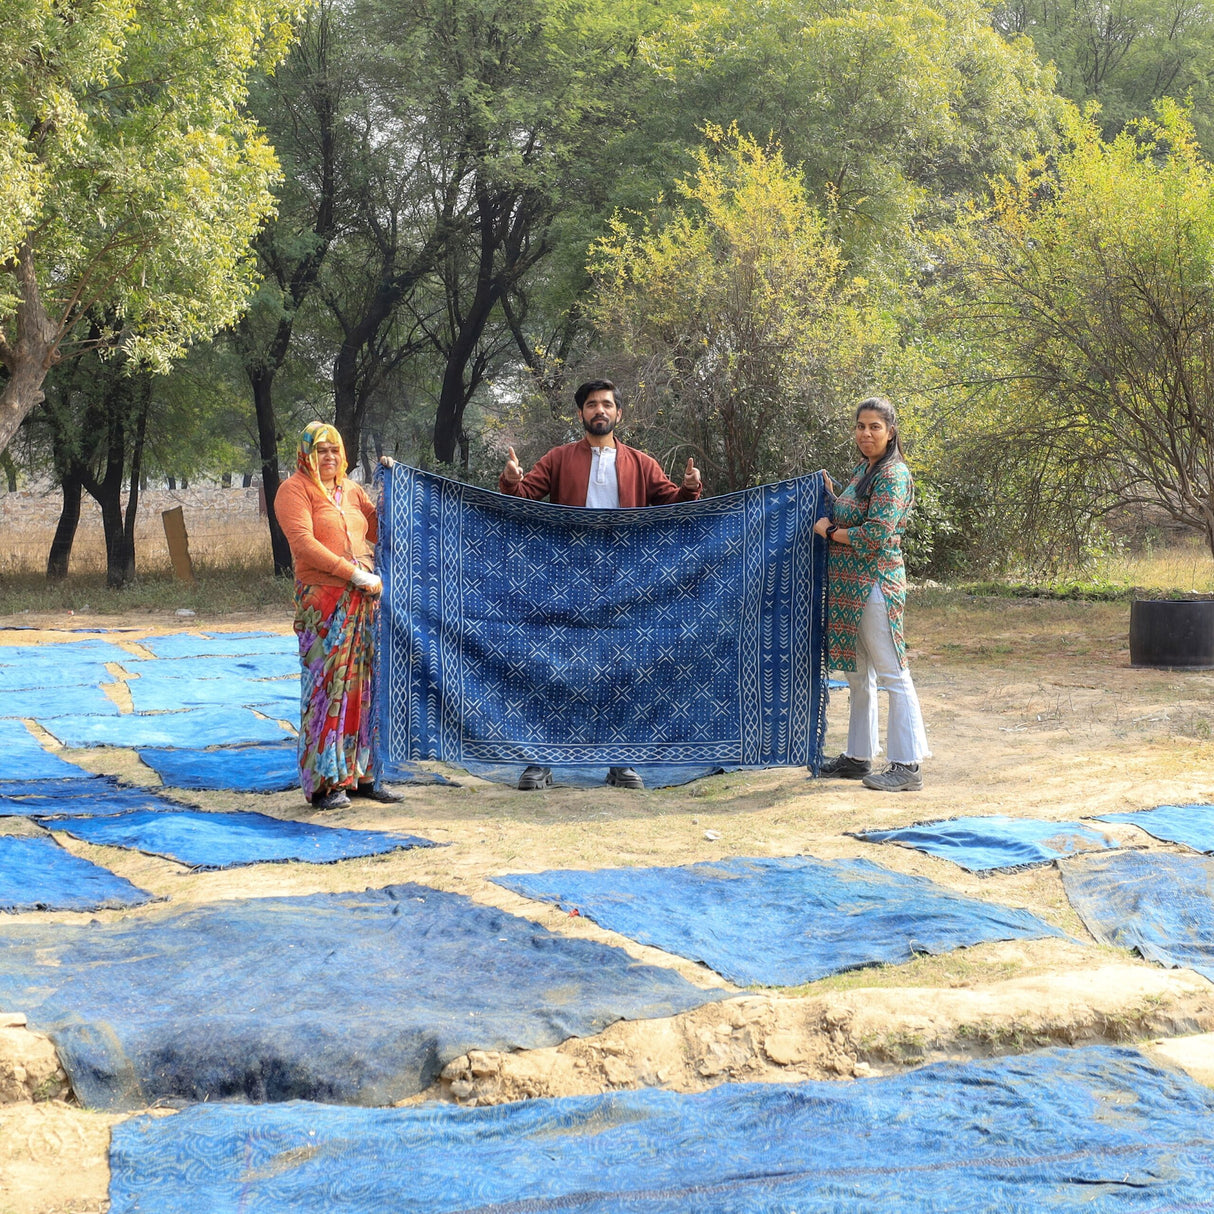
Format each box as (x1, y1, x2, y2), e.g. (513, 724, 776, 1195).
(1096, 804, 1214, 854)
(454, 760, 730, 789)
(136, 743, 300, 792)
(136, 633, 290, 659)
(41, 707, 293, 749)
(0, 836, 156, 912)
(107, 1046, 1214, 1214)
(126, 675, 298, 714)
(2, 683, 122, 719)
(495, 855, 1067, 987)
(1061, 850, 1214, 982)
(1, 780, 197, 819)
(0, 884, 724, 1110)
(851, 815, 1119, 872)
(48, 809, 439, 869)
(0, 720, 93, 780)
(125, 652, 300, 681)
(377, 465, 829, 770)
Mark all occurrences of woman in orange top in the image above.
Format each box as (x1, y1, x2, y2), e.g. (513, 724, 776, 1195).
(275, 422, 402, 809)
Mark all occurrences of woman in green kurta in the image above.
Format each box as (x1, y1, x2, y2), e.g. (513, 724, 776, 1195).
(812, 397, 930, 791)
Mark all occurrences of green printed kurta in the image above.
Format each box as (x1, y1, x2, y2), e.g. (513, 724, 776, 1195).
(826, 460, 914, 671)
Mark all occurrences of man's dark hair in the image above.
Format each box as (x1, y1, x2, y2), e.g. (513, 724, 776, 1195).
(574, 379, 619, 410)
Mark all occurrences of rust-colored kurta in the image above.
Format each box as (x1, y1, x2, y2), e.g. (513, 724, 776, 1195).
(826, 460, 914, 671)
(498, 438, 701, 507)
(275, 472, 377, 588)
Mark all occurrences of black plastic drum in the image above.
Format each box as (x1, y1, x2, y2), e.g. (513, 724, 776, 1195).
(1129, 599, 1214, 669)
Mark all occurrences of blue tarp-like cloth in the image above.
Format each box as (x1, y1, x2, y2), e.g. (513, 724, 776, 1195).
(135, 632, 291, 659)
(0, 720, 91, 780)
(850, 815, 1119, 873)
(495, 855, 1066, 987)
(40, 706, 294, 749)
(0, 683, 121, 719)
(124, 652, 300, 681)
(107, 1046, 1214, 1214)
(1061, 849, 1214, 983)
(48, 809, 440, 870)
(1096, 803, 1214, 854)
(0, 640, 131, 692)
(0, 836, 156, 912)
(0, 884, 724, 1110)
(376, 465, 829, 774)
(0, 778, 197, 819)
(126, 674, 298, 715)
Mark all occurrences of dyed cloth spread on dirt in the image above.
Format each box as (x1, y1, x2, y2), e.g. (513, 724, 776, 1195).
(1095, 803, 1214, 854)
(294, 583, 376, 799)
(47, 809, 438, 870)
(135, 632, 291, 659)
(40, 706, 293, 749)
(0, 778, 197, 819)
(376, 465, 829, 773)
(124, 652, 300, 681)
(850, 815, 1119, 873)
(136, 743, 301, 793)
(495, 855, 1066, 987)
(107, 1046, 1214, 1214)
(0, 720, 91, 781)
(0, 884, 722, 1110)
(0, 640, 131, 691)
(0, 683, 121, 719)
(0, 836, 155, 912)
(125, 673, 298, 715)
(1061, 850, 1214, 983)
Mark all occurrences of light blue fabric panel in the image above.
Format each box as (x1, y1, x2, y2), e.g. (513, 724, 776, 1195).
(0, 884, 725, 1110)
(0, 779, 197, 819)
(495, 855, 1067, 987)
(0, 836, 156, 912)
(851, 815, 1119, 872)
(377, 465, 829, 772)
(107, 1047, 1214, 1214)
(40, 707, 293, 749)
(0, 662, 119, 693)
(0, 720, 93, 780)
(1061, 849, 1214, 982)
(136, 633, 292, 659)
(123, 652, 300, 681)
(1095, 804, 1214, 854)
(48, 809, 439, 869)
(126, 675, 298, 714)
(2, 684, 122, 720)
(136, 743, 300, 792)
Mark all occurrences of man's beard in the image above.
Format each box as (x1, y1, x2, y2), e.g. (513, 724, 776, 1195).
(583, 415, 616, 436)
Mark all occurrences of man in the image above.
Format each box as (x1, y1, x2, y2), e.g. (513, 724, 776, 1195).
(500, 379, 703, 791)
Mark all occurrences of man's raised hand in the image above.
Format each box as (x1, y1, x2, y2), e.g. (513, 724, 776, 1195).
(683, 457, 702, 492)
(503, 446, 523, 484)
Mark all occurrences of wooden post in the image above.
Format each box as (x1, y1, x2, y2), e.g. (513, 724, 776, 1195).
(161, 505, 196, 584)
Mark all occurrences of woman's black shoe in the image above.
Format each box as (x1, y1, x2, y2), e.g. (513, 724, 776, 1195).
(814, 754, 872, 779)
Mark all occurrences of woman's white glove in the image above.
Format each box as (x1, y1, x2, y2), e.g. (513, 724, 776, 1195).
(350, 567, 383, 594)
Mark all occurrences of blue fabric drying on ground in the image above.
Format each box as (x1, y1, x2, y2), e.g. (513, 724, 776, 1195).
(107, 1046, 1214, 1214)
(136, 743, 300, 792)
(0, 836, 156, 912)
(1, 683, 121, 719)
(136, 632, 291, 659)
(377, 465, 829, 773)
(41, 706, 294, 749)
(47, 809, 439, 870)
(496, 855, 1067, 987)
(461, 761, 730, 789)
(1061, 849, 1214, 982)
(125, 652, 300, 681)
(0, 720, 92, 780)
(1, 779, 197, 819)
(126, 674, 298, 714)
(0, 884, 724, 1110)
(1096, 803, 1214, 854)
(850, 815, 1119, 873)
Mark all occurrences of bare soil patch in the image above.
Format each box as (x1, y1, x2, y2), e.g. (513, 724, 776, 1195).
(2, 594, 1213, 1212)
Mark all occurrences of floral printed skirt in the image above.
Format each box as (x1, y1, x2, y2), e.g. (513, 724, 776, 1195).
(293, 582, 377, 799)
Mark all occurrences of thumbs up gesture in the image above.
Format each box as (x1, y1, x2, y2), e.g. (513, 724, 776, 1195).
(682, 457, 702, 492)
(503, 446, 523, 484)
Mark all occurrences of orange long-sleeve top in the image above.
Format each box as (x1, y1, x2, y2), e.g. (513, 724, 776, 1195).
(274, 471, 377, 587)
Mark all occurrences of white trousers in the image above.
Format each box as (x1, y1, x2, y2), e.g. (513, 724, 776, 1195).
(845, 585, 930, 765)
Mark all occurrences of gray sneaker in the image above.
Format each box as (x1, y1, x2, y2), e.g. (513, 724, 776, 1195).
(814, 753, 872, 779)
(862, 762, 923, 792)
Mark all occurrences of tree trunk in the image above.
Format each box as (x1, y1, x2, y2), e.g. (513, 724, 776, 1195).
(0, 244, 60, 456)
(252, 369, 294, 577)
(46, 470, 83, 581)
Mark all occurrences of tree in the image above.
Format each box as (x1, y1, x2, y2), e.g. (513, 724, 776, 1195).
(932, 102, 1214, 561)
(588, 127, 889, 492)
(0, 0, 306, 455)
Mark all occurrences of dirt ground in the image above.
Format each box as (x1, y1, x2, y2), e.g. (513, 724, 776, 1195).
(2, 593, 1214, 1213)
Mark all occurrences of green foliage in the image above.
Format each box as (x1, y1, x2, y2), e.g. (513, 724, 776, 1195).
(588, 126, 890, 491)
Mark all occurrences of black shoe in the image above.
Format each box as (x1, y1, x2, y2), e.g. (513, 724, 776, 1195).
(310, 788, 351, 810)
(813, 754, 872, 779)
(351, 782, 405, 803)
(518, 765, 553, 791)
(606, 766, 645, 790)
(862, 762, 923, 792)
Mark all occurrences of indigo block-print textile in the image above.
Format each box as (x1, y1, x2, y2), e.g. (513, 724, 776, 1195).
(377, 466, 829, 769)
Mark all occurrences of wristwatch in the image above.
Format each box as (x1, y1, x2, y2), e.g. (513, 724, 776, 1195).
(825, 524, 839, 541)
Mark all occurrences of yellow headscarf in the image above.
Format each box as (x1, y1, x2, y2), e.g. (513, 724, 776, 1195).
(296, 421, 348, 502)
